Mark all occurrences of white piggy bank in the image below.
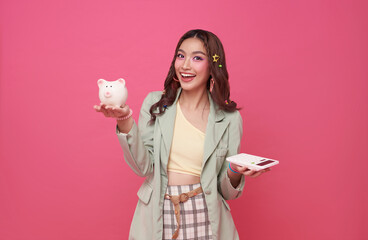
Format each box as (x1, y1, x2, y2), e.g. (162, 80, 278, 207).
(97, 78, 128, 107)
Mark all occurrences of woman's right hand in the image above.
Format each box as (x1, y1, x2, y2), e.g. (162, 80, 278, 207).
(94, 103, 134, 133)
(93, 103, 130, 118)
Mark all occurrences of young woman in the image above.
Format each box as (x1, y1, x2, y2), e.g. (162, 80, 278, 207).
(94, 29, 269, 240)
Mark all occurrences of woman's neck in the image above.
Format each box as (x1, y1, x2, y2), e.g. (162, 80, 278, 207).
(179, 89, 209, 111)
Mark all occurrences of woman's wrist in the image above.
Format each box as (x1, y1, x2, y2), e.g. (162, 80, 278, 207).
(228, 162, 240, 174)
(116, 109, 133, 121)
(117, 117, 134, 133)
(116, 108, 134, 133)
(227, 163, 242, 188)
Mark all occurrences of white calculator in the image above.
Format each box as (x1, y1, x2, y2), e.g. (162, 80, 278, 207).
(226, 153, 279, 171)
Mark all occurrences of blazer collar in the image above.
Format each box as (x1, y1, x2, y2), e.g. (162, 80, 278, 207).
(157, 88, 229, 171)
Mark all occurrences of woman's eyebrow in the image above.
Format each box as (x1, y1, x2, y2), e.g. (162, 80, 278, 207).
(192, 51, 206, 55)
(178, 49, 206, 56)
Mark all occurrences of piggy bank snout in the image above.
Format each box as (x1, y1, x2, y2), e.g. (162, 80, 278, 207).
(104, 91, 112, 98)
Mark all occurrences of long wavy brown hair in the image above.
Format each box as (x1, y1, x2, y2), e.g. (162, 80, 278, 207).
(149, 29, 238, 123)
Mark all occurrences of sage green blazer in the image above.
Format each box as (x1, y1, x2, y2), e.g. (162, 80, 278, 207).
(117, 89, 245, 240)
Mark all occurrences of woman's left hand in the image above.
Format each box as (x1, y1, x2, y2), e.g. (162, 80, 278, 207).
(230, 163, 271, 178)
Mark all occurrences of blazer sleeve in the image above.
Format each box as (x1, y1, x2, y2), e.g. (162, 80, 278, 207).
(116, 92, 159, 177)
(218, 111, 246, 200)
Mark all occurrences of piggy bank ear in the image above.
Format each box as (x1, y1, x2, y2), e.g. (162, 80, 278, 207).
(97, 79, 105, 87)
(117, 78, 125, 86)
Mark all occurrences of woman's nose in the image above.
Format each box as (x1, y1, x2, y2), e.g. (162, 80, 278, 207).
(182, 58, 191, 69)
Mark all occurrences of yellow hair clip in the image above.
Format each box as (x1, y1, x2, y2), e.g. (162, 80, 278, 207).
(212, 54, 220, 63)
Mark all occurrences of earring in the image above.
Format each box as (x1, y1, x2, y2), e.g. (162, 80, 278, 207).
(210, 79, 215, 93)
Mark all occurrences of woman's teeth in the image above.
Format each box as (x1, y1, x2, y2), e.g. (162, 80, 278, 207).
(181, 73, 196, 78)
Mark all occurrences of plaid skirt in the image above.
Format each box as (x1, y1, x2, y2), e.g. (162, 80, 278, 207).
(163, 183, 213, 240)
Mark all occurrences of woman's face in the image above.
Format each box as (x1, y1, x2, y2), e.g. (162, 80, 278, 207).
(174, 38, 211, 93)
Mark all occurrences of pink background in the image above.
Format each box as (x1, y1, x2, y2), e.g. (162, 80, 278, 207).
(1, 0, 367, 239)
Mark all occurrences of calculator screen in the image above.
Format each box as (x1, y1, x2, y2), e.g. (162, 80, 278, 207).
(257, 160, 274, 166)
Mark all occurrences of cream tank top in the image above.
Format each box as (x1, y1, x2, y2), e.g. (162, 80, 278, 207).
(167, 102, 205, 177)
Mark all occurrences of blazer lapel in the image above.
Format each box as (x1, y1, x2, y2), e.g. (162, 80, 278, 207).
(202, 93, 229, 168)
(157, 89, 182, 169)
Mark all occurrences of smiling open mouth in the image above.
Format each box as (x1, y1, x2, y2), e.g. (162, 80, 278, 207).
(181, 73, 196, 79)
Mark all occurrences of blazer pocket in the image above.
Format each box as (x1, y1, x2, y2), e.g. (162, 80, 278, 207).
(137, 181, 153, 205)
(215, 148, 229, 172)
(216, 148, 228, 158)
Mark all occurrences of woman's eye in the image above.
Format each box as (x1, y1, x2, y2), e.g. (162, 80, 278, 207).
(193, 56, 203, 61)
(176, 53, 184, 58)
